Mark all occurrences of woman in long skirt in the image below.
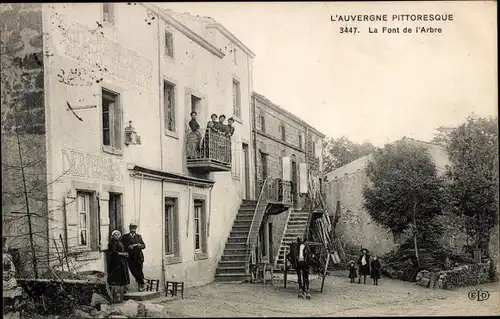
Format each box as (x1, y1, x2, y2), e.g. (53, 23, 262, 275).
(357, 248, 370, 284)
(107, 230, 130, 303)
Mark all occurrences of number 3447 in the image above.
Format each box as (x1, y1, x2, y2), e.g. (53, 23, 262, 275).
(339, 27, 359, 34)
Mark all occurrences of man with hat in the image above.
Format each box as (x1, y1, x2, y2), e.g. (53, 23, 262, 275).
(121, 221, 146, 291)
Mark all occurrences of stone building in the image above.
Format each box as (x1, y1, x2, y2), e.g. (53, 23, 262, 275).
(324, 138, 467, 256)
(251, 92, 324, 266)
(1, 3, 256, 288)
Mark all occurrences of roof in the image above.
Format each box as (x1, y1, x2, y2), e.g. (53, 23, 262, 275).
(141, 4, 225, 59)
(253, 91, 326, 138)
(162, 8, 255, 58)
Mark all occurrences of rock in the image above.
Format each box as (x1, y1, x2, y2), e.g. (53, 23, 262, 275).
(95, 304, 113, 318)
(74, 309, 93, 318)
(108, 316, 128, 318)
(117, 299, 141, 317)
(76, 305, 99, 317)
(91, 292, 110, 308)
(143, 303, 168, 318)
(138, 302, 147, 317)
(3, 312, 20, 319)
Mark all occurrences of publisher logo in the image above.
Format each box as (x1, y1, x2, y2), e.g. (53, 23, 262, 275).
(468, 289, 490, 301)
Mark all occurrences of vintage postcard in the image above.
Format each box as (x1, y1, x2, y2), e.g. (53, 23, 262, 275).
(1, 1, 498, 317)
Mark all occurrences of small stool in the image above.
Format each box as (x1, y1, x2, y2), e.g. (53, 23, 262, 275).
(144, 278, 160, 292)
(165, 281, 184, 299)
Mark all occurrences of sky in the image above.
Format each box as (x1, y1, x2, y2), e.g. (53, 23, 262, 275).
(161, 1, 497, 147)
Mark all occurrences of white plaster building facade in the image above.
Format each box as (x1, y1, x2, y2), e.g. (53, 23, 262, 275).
(41, 3, 255, 288)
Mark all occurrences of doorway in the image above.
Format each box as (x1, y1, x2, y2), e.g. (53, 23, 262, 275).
(108, 193, 123, 236)
(291, 160, 298, 206)
(259, 151, 268, 192)
(242, 143, 250, 199)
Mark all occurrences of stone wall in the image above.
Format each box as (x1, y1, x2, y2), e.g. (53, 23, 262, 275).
(416, 261, 494, 290)
(324, 140, 469, 257)
(1, 3, 49, 276)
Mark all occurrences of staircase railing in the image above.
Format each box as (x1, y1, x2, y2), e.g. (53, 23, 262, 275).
(245, 176, 272, 275)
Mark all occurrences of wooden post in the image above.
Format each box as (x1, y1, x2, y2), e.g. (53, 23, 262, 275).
(283, 246, 287, 288)
(320, 252, 331, 293)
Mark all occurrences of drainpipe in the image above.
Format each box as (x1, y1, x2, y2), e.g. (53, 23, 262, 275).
(156, 15, 166, 292)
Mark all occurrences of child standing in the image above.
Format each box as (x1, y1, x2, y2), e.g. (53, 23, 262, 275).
(348, 261, 357, 283)
(370, 256, 381, 285)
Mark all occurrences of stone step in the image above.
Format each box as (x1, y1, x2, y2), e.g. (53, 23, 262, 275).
(235, 216, 254, 222)
(223, 248, 247, 256)
(242, 200, 257, 204)
(238, 206, 257, 212)
(218, 260, 246, 268)
(232, 226, 251, 232)
(225, 242, 247, 250)
(216, 266, 246, 274)
(214, 273, 249, 282)
(233, 220, 252, 227)
(221, 254, 247, 261)
(227, 236, 247, 243)
(123, 291, 161, 301)
(230, 231, 249, 237)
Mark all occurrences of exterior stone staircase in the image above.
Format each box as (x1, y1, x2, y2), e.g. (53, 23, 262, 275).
(274, 210, 310, 270)
(214, 199, 257, 282)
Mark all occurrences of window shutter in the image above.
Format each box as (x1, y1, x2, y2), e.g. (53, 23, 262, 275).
(64, 196, 79, 254)
(282, 157, 291, 181)
(299, 163, 308, 194)
(99, 195, 110, 250)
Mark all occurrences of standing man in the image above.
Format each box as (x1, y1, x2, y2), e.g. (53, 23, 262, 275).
(121, 221, 146, 291)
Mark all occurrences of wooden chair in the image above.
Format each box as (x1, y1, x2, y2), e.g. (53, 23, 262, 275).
(165, 281, 184, 299)
(144, 278, 160, 292)
(253, 261, 274, 286)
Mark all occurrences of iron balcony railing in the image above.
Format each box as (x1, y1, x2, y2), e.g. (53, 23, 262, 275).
(185, 128, 232, 166)
(257, 178, 293, 205)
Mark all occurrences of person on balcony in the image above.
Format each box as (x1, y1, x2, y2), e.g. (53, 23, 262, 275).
(187, 111, 202, 159)
(215, 114, 227, 163)
(203, 113, 219, 158)
(225, 117, 235, 163)
(226, 117, 235, 137)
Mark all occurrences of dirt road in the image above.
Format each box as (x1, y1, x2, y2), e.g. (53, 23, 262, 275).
(160, 274, 500, 317)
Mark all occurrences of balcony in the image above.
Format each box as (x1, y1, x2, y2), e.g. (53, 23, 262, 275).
(257, 178, 293, 215)
(186, 128, 231, 173)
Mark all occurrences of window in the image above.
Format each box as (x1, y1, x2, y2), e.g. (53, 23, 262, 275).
(77, 193, 89, 247)
(76, 192, 97, 249)
(312, 139, 317, 157)
(232, 79, 241, 119)
(193, 199, 207, 259)
(165, 197, 179, 256)
(103, 3, 115, 25)
(260, 151, 268, 181)
(190, 94, 201, 116)
(165, 31, 173, 58)
(281, 123, 286, 141)
(102, 89, 122, 152)
(299, 134, 303, 149)
(233, 47, 237, 65)
(164, 81, 176, 133)
(260, 113, 266, 133)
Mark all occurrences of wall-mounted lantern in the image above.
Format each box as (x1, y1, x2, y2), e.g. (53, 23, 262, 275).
(125, 121, 141, 146)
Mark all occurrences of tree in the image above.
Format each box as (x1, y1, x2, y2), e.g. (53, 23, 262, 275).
(444, 116, 498, 256)
(430, 126, 456, 145)
(362, 139, 444, 265)
(322, 136, 375, 173)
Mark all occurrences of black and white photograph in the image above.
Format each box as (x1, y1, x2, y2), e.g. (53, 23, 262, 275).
(1, 1, 498, 318)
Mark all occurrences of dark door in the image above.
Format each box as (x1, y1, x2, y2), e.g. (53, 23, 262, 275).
(108, 193, 123, 236)
(242, 143, 251, 199)
(268, 222, 273, 264)
(291, 161, 298, 206)
(260, 151, 268, 192)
